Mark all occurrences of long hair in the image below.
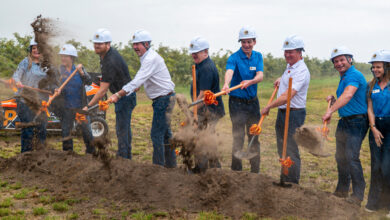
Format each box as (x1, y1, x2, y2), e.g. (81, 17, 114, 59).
(368, 62, 390, 100)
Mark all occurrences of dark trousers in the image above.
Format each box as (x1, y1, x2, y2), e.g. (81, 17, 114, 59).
(275, 108, 306, 184)
(16, 100, 47, 153)
(60, 108, 94, 154)
(115, 93, 136, 159)
(151, 93, 176, 168)
(367, 117, 390, 210)
(229, 96, 260, 173)
(335, 116, 368, 201)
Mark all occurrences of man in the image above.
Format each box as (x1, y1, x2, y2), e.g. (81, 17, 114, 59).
(189, 36, 225, 173)
(109, 30, 176, 168)
(84, 28, 136, 159)
(322, 46, 368, 206)
(260, 35, 310, 184)
(222, 26, 264, 173)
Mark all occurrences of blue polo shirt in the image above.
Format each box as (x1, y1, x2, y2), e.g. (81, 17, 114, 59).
(370, 81, 390, 117)
(336, 66, 367, 117)
(226, 48, 263, 99)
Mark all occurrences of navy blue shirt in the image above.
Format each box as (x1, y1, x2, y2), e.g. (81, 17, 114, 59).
(226, 48, 264, 99)
(191, 57, 225, 118)
(60, 65, 83, 108)
(370, 81, 390, 117)
(100, 48, 132, 94)
(336, 66, 368, 117)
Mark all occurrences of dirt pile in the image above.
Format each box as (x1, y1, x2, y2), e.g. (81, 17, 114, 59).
(0, 149, 362, 219)
(31, 15, 59, 90)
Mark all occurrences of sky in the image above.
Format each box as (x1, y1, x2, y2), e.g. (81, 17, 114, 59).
(0, 0, 389, 62)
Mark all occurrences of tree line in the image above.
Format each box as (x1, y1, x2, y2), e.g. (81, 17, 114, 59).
(0, 33, 371, 84)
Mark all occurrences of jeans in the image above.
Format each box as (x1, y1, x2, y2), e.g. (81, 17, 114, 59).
(16, 100, 47, 153)
(115, 93, 136, 159)
(193, 114, 222, 173)
(60, 108, 94, 154)
(335, 116, 368, 201)
(229, 96, 260, 173)
(151, 93, 176, 167)
(366, 117, 390, 210)
(275, 108, 306, 184)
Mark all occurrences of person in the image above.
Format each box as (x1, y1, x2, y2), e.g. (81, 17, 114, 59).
(109, 30, 176, 168)
(365, 50, 390, 214)
(84, 28, 136, 159)
(56, 44, 94, 154)
(188, 36, 225, 173)
(260, 35, 310, 184)
(12, 39, 48, 153)
(222, 26, 264, 173)
(322, 46, 368, 206)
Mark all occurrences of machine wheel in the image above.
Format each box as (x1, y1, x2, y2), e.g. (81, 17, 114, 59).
(90, 117, 108, 138)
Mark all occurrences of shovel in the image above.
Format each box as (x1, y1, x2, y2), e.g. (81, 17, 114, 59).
(273, 77, 294, 188)
(188, 84, 244, 107)
(293, 100, 333, 157)
(234, 86, 279, 160)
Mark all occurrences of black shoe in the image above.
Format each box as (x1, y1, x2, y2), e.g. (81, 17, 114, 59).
(333, 191, 348, 198)
(346, 196, 362, 206)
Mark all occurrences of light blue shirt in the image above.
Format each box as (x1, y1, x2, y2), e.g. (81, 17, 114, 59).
(12, 57, 48, 100)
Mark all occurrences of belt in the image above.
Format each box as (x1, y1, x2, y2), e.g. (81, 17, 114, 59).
(341, 114, 367, 121)
(376, 116, 390, 120)
(279, 108, 304, 112)
(152, 92, 173, 101)
(229, 96, 257, 104)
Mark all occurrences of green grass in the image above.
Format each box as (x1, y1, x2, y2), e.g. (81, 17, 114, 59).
(40, 195, 55, 204)
(8, 182, 22, 190)
(13, 189, 29, 199)
(197, 211, 227, 220)
(130, 211, 154, 220)
(68, 213, 79, 219)
(0, 208, 11, 217)
(0, 198, 13, 208)
(33, 206, 48, 216)
(52, 202, 69, 212)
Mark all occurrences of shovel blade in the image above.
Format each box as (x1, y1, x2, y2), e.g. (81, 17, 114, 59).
(70, 108, 89, 115)
(234, 150, 258, 160)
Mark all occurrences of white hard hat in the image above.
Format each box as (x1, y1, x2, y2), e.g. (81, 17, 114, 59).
(59, 44, 78, 57)
(92, 28, 112, 43)
(369, 50, 390, 63)
(30, 38, 37, 47)
(189, 36, 209, 54)
(238, 26, 256, 42)
(330, 46, 353, 60)
(282, 35, 304, 51)
(132, 30, 152, 43)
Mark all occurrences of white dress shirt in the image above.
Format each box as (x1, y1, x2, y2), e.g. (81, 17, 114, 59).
(122, 49, 175, 99)
(277, 59, 310, 109)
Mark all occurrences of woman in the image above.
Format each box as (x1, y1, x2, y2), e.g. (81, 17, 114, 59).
(57, 44, 94, 154)
(12, 39, 48, 153)
(365, 50, 390, 215)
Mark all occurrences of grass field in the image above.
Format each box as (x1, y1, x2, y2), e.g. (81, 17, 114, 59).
(0, 76, 386, 219)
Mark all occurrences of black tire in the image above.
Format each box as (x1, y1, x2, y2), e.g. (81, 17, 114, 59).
(90, 117, 108, 138)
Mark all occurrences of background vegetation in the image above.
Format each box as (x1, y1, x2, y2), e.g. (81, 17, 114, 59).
(0, 33, 371, 83)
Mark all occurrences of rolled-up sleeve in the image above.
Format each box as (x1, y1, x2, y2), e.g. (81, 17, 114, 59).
(122, 59, 155, 95)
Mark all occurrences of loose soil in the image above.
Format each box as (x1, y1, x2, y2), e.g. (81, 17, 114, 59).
(0, 148, 362, 219)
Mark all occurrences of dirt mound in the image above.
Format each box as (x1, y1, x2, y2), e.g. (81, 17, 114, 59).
(0, 149, 361, 219)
